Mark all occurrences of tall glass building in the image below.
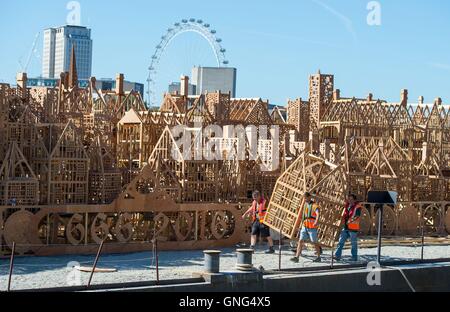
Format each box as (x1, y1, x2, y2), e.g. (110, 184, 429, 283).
(191, 67, 237, 97)
(42, 25, 93, 79)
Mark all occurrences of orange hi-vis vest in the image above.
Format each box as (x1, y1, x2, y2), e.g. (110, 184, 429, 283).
(303, 201, 319, 229)
(252, 199, 267, 223)
(344, 202, 362, 231)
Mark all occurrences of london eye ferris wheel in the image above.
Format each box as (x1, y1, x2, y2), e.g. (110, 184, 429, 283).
(147, 19, 229, 107)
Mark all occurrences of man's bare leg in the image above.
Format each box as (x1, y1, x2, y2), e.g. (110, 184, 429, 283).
(312, 243, 322, 262)
(314, 243, 321, 256)
(250, 235, 257, 247)
(295, 240, 304, 257)
(266, 236, 274, 248)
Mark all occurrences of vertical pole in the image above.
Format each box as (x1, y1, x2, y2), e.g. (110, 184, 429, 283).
(7, 242, 16, 292)
(87, 239, 105, 288)
(331, 245, 334, 269)
(155, 238, 159, 285)
(376, 204, 383, 265)
(278, 229, 282, 271)
(46, 214, 50, 245)
(421, 206, 425, 262)
(194, 211, 198, 241)
(85, 212, 88, 245)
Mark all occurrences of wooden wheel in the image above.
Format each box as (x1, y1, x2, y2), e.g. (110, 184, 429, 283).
(374, 205, 396, 236)
(4, 210, 37, 254)
(359, 206, 371, 236)
(398, 204, 419, 235)
(445, 206, 450, 235)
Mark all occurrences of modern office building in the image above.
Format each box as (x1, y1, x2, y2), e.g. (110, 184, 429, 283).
(191, 66, 237, 97)
(42, 25, 93, 79)
(27, 77, 144, 97)
(168, 81, 196, 95)
(96, 78, 145, 97)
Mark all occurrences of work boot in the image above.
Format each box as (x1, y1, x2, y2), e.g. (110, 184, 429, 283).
(265, 246, 275, 254)
(313, 256, 322, 263)
(332, 256, 341, 261)
(290, 256, 299, 263)
(316, 246, 323, 255)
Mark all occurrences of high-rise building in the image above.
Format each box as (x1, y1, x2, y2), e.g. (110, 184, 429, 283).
(191, 66, 236, 97)
(168, 81, 196, 95)
(42, 25, 93, 79)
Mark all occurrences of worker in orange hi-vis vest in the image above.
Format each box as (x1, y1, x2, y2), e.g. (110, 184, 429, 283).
(290, 192, 322, 263)
(242, 190, 275, 254)
(333, 194, 362, 262)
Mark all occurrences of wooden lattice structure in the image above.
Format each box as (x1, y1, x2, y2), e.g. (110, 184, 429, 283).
(0, 142, 39, 206)
(1, 63, 450, 256)
(265, 146, 338, 238)
(0, 48, 287, 256)
(287, 98, 310, 142)
(309, 71, 334, 130)
(265, 74, 450, 247)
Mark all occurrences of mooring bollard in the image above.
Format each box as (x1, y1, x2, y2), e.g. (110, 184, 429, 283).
(203, 250, 221, 273)
(236, 248, 254, 271)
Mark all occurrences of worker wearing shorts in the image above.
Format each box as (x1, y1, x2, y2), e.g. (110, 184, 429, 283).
(290, 192, 322, 263)
(242, 190, 275, 254)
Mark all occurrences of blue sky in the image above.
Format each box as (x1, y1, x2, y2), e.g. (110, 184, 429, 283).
(1, 0, 449, 105)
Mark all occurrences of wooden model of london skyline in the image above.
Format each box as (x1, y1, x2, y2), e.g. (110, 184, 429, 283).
(1, 50, 449, 256)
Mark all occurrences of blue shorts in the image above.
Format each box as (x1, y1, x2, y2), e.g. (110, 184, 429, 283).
(251, 221, 270, 238)
(299, 227, 318, 243)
